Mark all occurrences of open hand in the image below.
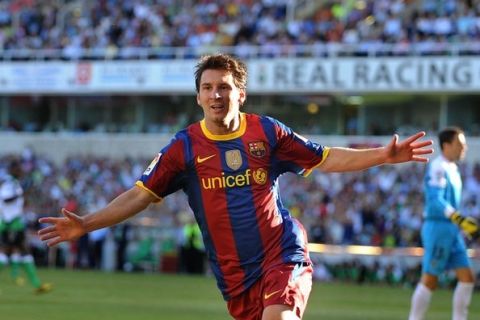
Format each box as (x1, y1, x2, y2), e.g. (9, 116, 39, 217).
(38, 208, 86, 247)
(384, 132, 433, 164)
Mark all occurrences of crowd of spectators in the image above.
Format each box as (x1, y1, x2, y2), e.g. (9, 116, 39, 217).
(1, 148, 480, 268)
(2, 147, 480, 286)
(1, 0, 480, 59)
(310, 256, 471, 289)
(1, 0, 480, 287)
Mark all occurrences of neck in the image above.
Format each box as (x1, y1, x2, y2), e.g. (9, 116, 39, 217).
(442, 153, 456, 163)
(208, 114, 241, 135)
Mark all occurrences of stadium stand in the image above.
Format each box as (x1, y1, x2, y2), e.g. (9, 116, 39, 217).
(0, 1, 479, 136)
(1, 0, 480, 289)
(1, 149, 479, 248)
(1, 0, 480, 60)
(2, 148, 479, 287)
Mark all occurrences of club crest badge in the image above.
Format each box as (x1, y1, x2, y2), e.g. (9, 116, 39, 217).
(225, 150, 242, 170)
(248, 141, 267, 158)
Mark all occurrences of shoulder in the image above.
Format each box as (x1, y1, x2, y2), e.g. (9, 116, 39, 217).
(246, 113, 293, 134)
(426, 156, 448, 187)
(0, 176, 22, 199)
(256, 114, 284, 126)
(167, 127, 195, 148)
(244, 113, 277, 125)
(429, 156, 447, 173)
(174, 126, 192, 140)
(153, 129, 191, 161)
(0, 175, 18, 187)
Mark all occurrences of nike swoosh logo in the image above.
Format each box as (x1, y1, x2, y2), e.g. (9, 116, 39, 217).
(264, 289, 282, 300)
(197, 154, 216, 164)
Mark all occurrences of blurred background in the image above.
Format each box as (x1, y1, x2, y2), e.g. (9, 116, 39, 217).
(1, 0, 480, 291)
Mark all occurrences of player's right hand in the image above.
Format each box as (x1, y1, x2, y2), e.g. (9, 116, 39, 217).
(38, 208, 86, 246)
(450, 212, 480, 240)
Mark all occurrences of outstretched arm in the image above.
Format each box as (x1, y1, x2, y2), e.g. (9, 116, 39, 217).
(319, 131, 433, 173)
(38, 186, 157, 247)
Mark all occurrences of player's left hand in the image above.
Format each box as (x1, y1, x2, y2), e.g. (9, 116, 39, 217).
(384, 131, 433, 164)
(450, 212, 480, 240)
(462, 216, 480, 240)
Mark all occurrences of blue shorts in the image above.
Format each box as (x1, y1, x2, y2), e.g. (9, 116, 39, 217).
(421, 220, 470, 275)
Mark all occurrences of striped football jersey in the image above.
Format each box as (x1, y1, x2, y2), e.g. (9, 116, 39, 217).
(137, 113, 329, 299)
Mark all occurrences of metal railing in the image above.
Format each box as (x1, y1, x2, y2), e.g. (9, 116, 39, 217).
(1, 42, 480, 61)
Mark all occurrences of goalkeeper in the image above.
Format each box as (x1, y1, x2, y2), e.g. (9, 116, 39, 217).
(409, 127, 478, 320)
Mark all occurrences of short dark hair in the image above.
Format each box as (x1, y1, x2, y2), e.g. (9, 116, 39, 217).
(438, 127, 464, 150)
(194, 54, 247, 92)
(8, 159, 22, 178)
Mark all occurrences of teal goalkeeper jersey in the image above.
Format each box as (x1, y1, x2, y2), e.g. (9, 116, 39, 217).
(423, 155, 462, 221)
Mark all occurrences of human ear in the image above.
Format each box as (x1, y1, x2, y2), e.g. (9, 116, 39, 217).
(239, 90, 246, 105)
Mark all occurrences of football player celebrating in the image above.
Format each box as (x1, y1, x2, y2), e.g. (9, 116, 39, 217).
(38, 54, 432, 319)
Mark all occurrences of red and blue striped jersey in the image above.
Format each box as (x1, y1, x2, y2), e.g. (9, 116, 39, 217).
(137, 113, 330, 300)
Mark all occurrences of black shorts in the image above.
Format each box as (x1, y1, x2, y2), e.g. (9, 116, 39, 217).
(1, 229, 26, 248)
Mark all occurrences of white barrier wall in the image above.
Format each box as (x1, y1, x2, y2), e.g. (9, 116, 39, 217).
(1, 57, 480, 94)
(0, 132, 478, 164)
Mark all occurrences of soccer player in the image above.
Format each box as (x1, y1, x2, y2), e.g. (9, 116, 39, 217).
(409, 127, 479, 320)
(0, 160, 52, 294)
(38, 54, 433, 319)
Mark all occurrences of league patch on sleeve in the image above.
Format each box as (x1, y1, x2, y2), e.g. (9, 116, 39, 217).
(143, 153, 162, 176)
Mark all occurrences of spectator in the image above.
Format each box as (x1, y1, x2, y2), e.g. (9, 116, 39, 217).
(2, 143, 479, 274)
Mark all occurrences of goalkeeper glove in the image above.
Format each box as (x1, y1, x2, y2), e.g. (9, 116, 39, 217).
(450, 212, 480, 240)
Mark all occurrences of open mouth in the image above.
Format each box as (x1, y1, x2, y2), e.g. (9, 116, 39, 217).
(211, 104, 225, 110)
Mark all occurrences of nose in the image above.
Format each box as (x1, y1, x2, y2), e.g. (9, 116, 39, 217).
(208, 88, 221, 99)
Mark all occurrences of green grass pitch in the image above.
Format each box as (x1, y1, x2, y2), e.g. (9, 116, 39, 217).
(0, 268, 477, 320)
